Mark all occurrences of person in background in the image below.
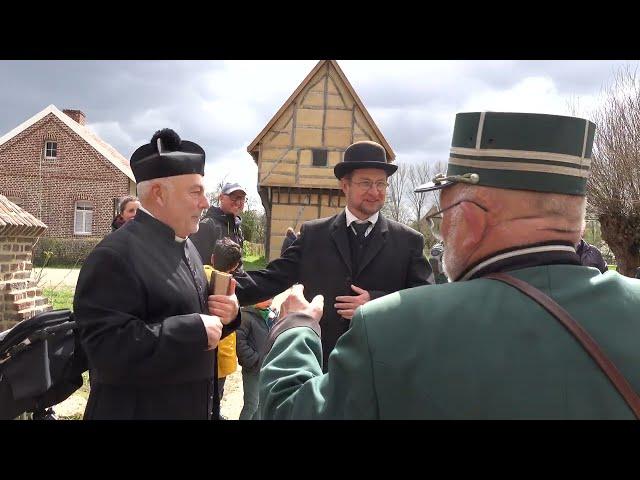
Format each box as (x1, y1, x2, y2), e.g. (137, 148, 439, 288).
(236, 297, 277, 420)
(575, 233, 608, 273)
(190, 182, 246, 272)
(428, 242, 448, 284)
(111, 195, 140, 231)
(280, 227, 298, 256)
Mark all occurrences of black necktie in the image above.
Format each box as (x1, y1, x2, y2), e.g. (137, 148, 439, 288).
(352, 221, 371, 240)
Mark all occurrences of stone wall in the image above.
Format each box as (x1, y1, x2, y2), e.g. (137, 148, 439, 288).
(0, 194, 51, 332)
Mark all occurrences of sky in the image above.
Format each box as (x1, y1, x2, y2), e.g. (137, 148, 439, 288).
(0, 60, 632, 209)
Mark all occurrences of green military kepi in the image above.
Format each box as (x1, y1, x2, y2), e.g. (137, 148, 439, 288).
(416, 111, 596, 196)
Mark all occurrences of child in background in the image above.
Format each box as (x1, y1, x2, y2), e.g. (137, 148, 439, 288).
(204, 237, 242, 419)
(236, 298, 277, 420)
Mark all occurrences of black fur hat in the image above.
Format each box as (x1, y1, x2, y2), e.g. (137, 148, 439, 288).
(130, 128, 205, 183)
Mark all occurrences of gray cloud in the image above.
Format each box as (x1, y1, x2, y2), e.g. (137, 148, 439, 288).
(0, 60, 633, 202)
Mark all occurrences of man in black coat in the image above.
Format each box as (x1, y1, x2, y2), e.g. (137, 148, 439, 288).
(575, 237, 608, 273)
(235, 141, 432, 372)
(190, 182, 246, 270)
(73, 129, 241, 420)
(280, 227, 297, 256)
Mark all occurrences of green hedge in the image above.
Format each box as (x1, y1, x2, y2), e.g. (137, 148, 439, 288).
(33, 237, 102, 267)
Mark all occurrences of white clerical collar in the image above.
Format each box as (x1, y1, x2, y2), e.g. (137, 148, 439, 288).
(345, 207, 378, 238)
(138, 205, 186, 243)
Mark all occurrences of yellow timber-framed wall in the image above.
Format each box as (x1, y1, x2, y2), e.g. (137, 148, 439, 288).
(247, 60, 396, 260)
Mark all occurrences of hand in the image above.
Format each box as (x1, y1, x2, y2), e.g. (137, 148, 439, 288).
(334, 284, 371, 320)
(278, 284, 324, 322)
(207, 278, 239, 325)
(200, 314, 223, 350)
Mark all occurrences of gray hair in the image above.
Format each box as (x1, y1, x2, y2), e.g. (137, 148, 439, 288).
(137, 178, 174, 203)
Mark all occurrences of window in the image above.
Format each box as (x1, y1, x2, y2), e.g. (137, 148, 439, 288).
(74, 201, 93, 235)
(44, 141, 58, 159)
(312, 149, 327, 167)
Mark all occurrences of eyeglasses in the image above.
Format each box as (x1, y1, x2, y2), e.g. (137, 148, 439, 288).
(424, 200, 488, 241)
(226, 194, 246, 204)
(352, 180, 389, 192)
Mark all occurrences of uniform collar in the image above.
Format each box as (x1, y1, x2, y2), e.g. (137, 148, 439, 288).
(458, 240, 581, 281)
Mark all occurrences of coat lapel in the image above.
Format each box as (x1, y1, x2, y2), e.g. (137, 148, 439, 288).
(356, 214, 389, 277)
(330, 211, 352, 274)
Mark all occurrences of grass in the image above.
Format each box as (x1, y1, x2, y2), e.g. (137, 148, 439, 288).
(244, 255, 267, 271)
(43, 287, 75, 310)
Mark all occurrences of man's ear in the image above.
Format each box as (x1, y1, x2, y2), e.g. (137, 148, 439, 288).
(152, 183, 165, 207)
(459, 201, 487, 250)
(340, 177, 349, 195)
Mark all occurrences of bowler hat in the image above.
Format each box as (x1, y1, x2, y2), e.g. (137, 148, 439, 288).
(334, 141, 398, 179)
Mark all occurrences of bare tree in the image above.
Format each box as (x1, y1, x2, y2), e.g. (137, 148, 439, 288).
(384, 162, 410, 223)
(205, 174, 229, 210)
(588, 65, 640, 276)
(406, 160, 446, 233)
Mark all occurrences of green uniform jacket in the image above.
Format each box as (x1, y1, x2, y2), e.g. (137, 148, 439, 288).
(259, 246, 640, 419)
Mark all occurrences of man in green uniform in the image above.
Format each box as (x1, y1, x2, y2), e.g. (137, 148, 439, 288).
(258, 111, 640, 419)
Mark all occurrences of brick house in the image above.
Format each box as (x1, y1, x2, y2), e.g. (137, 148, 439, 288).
(0, 105, 136, 241)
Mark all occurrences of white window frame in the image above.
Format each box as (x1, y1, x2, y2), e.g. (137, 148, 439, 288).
(44, 141, 58, 160)
(74, 201, 93, 235)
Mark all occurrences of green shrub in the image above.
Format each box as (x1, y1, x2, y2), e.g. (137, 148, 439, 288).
(33, 237, 101, 267)
(244, 255, 267, 271)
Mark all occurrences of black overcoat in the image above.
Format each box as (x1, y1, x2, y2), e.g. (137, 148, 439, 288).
(236, 211, 431, 372)
(73, 210, 240, 419)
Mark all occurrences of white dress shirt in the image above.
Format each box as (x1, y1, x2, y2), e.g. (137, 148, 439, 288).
(345, 206, 379, 238)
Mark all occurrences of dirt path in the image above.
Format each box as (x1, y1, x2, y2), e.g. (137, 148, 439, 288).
(32, 267, 81, 289)
(220, 369, 244, 419)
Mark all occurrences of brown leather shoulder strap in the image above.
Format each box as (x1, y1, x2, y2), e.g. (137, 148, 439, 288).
(485, 272, 640, 419)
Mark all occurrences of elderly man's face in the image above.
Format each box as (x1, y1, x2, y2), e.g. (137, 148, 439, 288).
(341, 168, 388, 219)
(219, 191, 246, 216)
(163, 174, 210, 238)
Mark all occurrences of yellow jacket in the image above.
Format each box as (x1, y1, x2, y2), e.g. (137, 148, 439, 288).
(204, 265, 238, 378)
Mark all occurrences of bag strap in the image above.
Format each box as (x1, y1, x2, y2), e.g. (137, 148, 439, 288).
(485, 272, 640, 419)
